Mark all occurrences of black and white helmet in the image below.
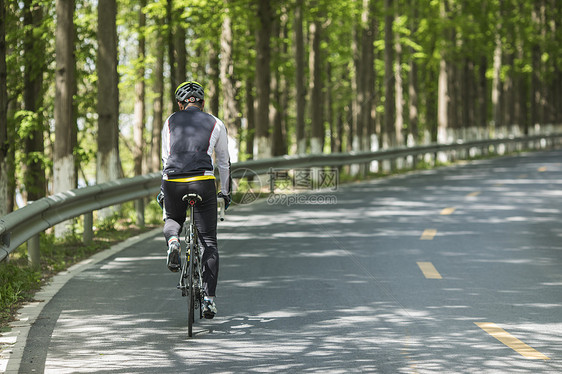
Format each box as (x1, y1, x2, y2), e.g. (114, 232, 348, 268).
(175, 81, 205, 103)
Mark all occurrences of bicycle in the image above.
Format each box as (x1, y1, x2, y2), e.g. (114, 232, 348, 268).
(177, 193, 226, 337)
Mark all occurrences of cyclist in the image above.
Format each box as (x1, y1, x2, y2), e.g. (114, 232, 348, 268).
(160, 81, 231, 319)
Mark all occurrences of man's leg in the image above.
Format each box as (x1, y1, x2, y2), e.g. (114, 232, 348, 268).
(191, 180, 218, 296)
(162, 181, 188, 271)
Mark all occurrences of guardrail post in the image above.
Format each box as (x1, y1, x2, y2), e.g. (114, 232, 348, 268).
(27, 234, 40, 269)
(135, 199, 145, 227)
(83, 211, 93, 244)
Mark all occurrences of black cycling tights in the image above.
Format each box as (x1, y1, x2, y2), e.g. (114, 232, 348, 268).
(162, 178, 218, 297)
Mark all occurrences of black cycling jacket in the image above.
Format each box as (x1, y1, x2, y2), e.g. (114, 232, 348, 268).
(161, 106, 231, 194)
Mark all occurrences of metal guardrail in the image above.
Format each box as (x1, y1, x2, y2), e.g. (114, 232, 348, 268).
(231, 134, 561, 176)
(0, 174, 161, 264)
(1, 133, 561, 264)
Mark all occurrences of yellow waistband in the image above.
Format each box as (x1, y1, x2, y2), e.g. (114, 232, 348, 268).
(167, 175, 216, 183)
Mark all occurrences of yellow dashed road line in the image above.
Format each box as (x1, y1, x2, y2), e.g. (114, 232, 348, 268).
(420, 229, 437, 240)
(475, 322, 550, 360)
(440, 207, 456, 215)
(417, 262, 442, 279)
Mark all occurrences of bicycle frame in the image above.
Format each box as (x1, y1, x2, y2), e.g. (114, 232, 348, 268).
(178, 194, 203, 337)
(178, 195, 226, 337)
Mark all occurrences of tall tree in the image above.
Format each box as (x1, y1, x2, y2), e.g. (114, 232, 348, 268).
(394, 10, 404, 147)
(207, 47, 220, 116)
(408, 4, 419, 142)
(383, 0, 395, 149)
(133, 0, 146, 177)
(437, 0, 450, 147)
(133, 0, 147, 226)
(22, 0, 46, 203)
(220, 0, 238, 159)
(271, 8, 288, 157)
(530, 0, 543, 128)
(174, 8, 186, 84)
(294, 0, 306, 154)
(254, 0, 272, 159)
(150, 21, 164, 172)
(0, 0, 7, 216)
(166, 0, 176, 113)
(309, 14, 324, 154)
(491, 2, 503, 132)
(54, 0, 76, 235)
(97, 0, 121, 218)
(364, 0, 377, 152)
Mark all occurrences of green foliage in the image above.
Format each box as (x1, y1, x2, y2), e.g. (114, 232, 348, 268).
(2, 0, 560, 210)
(0, 262, 42, 323)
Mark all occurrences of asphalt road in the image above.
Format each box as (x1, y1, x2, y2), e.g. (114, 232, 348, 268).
(9, 150, 562, 373)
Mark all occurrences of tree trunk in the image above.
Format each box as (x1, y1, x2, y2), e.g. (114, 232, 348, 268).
(254, 0, 272, 159)
(133, 0, 147, 226)
(220, 0, 239, 160)
(408, 57, 419, 142)
(353, 0, 375, 158)
(23, 0, 46, 202)
(271, 68, 285, 156)
(383, 0, 395, 149)
(0, 0, 8, 216)
(174, 18, 186, 84)
(361, 0, 376, 173)
(351, 23, 360, 156)
(207, 47, 220, 116)
(394, 17, 404, 147)
(54, 0, 76, 236)
(166, 0, 177, 113)
(294, 0, 306, 154)
(97, 0, 121, 219)
(503, 52, 514, 129)
(437, 0, 449, 147)
(478, 56, 488, 132)
(309, 19, 323, 154)
(366, 0, 377, 154)
(245, 75, 255, 160)
(271, 13, 287, 157)
(150, 24, 164, 172)
(327, 61, 335, 153)
(5, 101, 15, 213)
(531, 0, 547, 129)
(462, 57, 475, 134)
(133, 0, 146, 177)
(408, 4, 419, 142)
(491, 33, 502, 131)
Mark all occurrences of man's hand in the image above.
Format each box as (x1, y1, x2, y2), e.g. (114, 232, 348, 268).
(217, 192, 231, 210)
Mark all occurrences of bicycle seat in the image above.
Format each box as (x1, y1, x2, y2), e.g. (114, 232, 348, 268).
(182, 193, 203, 206)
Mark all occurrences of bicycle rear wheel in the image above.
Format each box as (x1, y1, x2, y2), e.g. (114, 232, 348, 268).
(186, 234, 195, 337)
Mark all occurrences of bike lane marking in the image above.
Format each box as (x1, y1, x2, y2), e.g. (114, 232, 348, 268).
(474, 322, 550, 360)
(416, 262, 442, 279)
